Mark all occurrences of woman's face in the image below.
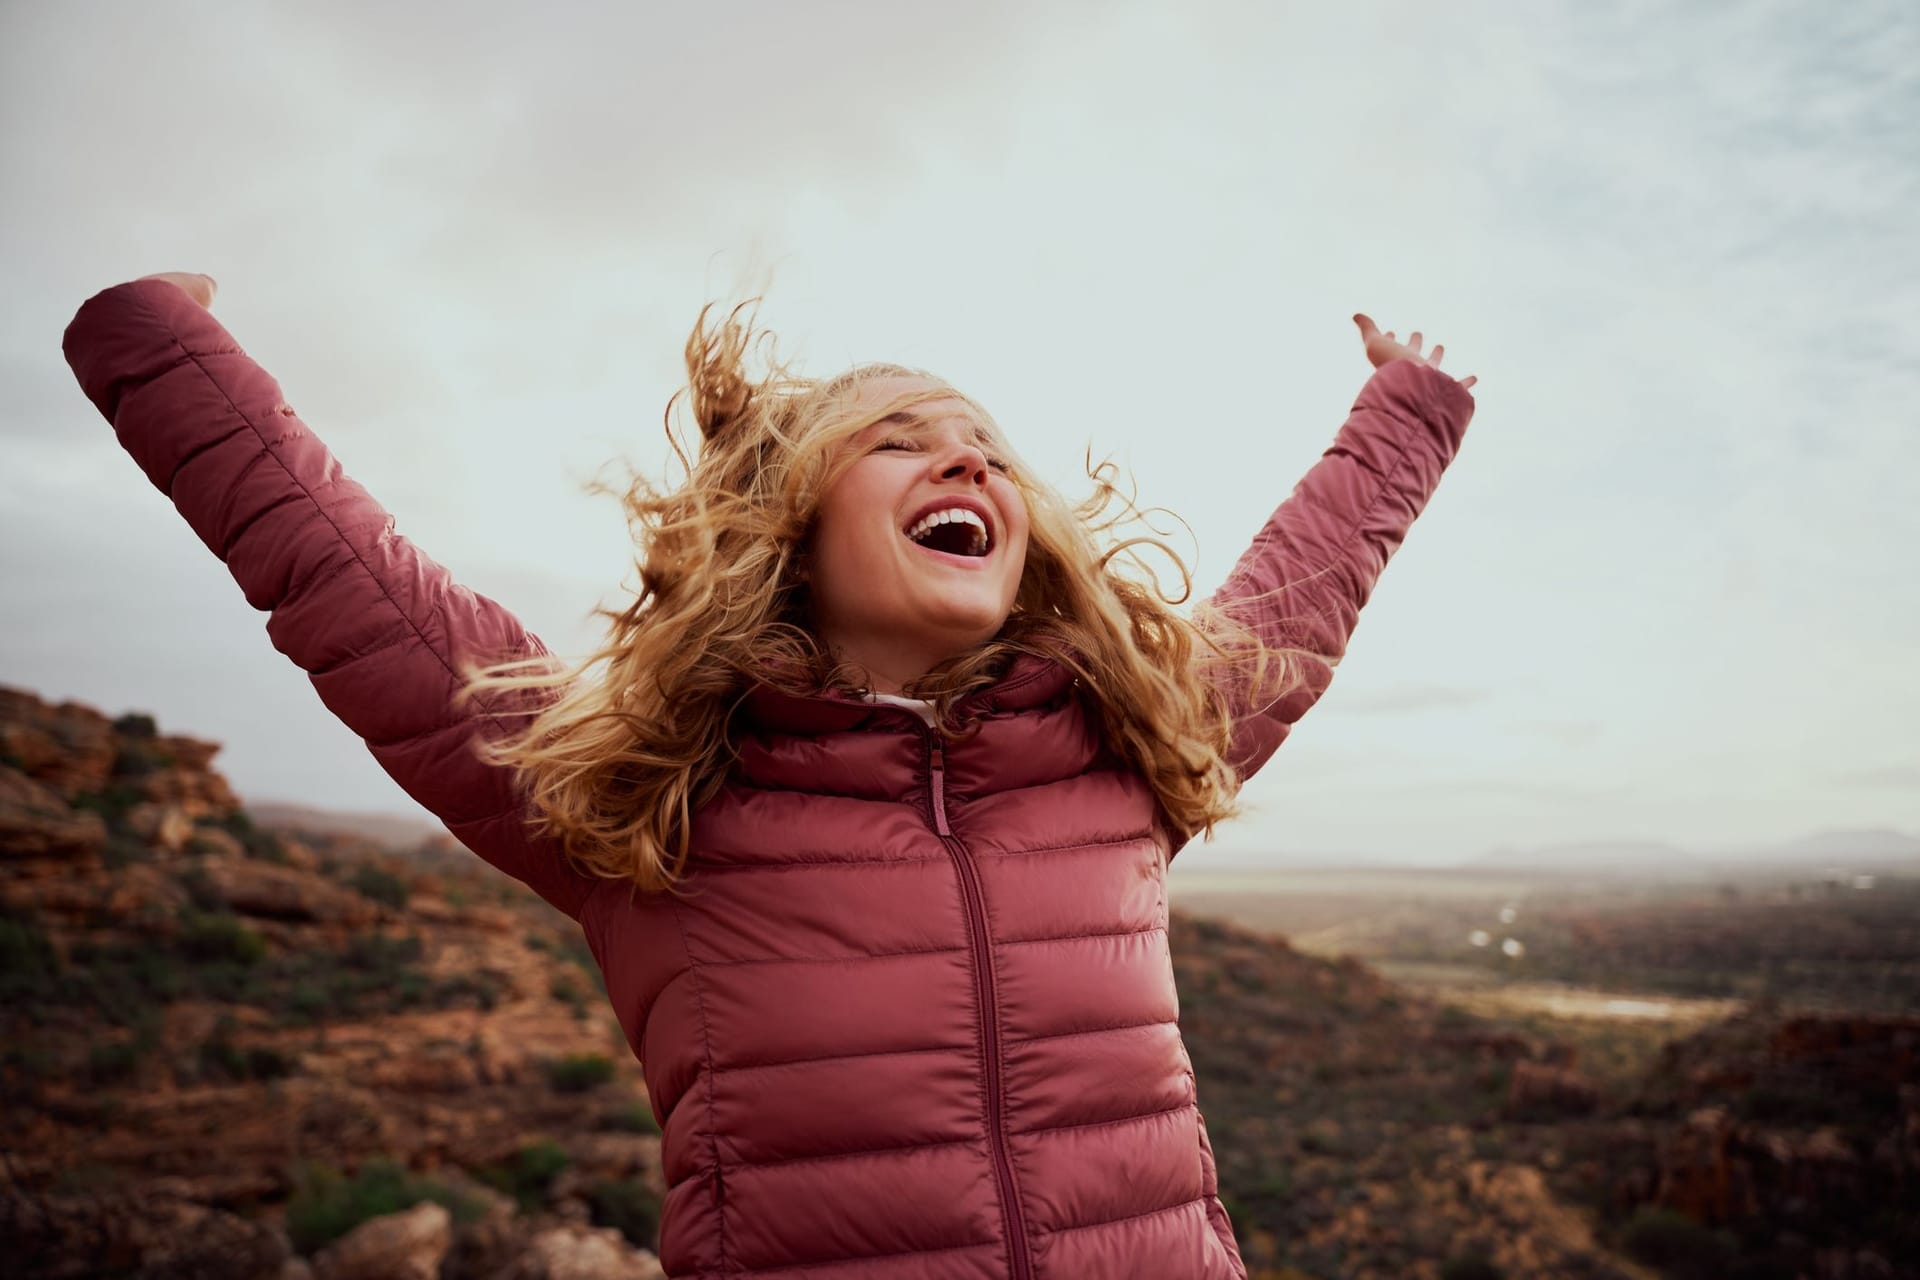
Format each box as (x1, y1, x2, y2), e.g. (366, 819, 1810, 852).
(805, 376, 1031, 693)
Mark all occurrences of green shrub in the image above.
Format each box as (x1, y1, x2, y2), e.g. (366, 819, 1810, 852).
(588, 1176, 662, 1247)
(100, 832, 151, 869)
(109, 741, 175, 779)
(112, 712, 159, 738)
(606, 1100, 661, 1135)
(551, 974, 587, 1015)
(0, 914, 60, 981)
(349, 865, 409, 910)
(198, 1036, 294, 1082)
(545, 1053, 615, 1093)
(70, 785, 144, 829)
(1440, 1248, 1505, 1280)
(478, 1140, 571, 1211)
(1620, 1207, 1737, 1277)
(178, 913, 267, 965)
(177, 864, 225, 911)
(211, 810, 288, 862)
(86, 1034, 153, 1085)
(286, 1158, 485, 1255)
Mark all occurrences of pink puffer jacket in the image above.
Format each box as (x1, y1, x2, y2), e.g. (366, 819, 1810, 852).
(64, 279, 1475, 1279)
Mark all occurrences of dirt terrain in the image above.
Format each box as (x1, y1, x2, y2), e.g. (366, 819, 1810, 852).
(4, 682, 1916, 1279)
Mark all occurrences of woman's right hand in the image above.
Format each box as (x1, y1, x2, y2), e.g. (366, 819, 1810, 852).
(136, 271, 218, 310)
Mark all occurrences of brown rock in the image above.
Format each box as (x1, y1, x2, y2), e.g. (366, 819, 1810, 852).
(568, 1133, 663, 1191)
(0, 766, 107, 860)
(505, 1224, 667, 1280)
(280, 835, 322, 871)
(363, 1043, 485, 1093)
(0, 686, 117, 793)
(409, 894, 517, 933)
(126, 801, 196, 854)
(187, 825, 249, 860)
(1504, 1059, 1600, 1117)
(1655, 1105, 1760, 1224)
(159, 733, 224, 773)
(138, 762, 242, 818)
(311, 1201, 450, 1280)
(197, 858, 380, 924)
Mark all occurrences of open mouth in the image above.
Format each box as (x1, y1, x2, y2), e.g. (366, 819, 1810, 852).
(902, 507, 992, 558)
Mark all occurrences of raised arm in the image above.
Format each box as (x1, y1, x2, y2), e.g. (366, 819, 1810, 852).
(61, 276, 597, 919)
(1201, 348, 1477, 798)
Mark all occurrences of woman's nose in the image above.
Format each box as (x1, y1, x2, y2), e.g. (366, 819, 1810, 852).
(937, 445, 990, 484)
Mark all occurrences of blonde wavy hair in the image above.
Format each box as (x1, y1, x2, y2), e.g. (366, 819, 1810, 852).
(455, 300, 1327, 896)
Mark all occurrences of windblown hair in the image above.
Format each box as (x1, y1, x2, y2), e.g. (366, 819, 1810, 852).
(455, 300, 1330, 896)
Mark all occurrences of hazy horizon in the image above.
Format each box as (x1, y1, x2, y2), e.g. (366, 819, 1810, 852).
(4, 2, 1915, 871)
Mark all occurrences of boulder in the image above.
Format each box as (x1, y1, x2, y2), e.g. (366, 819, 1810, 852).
(126, 801, 196, 854)
(197, 858, 380, 924)
(505, 1224, 667, 1280)
(311, 1201, 450, 1280)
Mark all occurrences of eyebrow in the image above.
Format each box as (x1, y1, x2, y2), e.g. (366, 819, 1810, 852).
(878, 410, 998, 448)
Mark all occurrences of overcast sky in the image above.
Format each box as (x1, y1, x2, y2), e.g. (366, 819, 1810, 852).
(4, 1, 1914, 869)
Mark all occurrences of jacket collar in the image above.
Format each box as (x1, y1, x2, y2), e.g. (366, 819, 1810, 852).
(734, 650, 1076, 737)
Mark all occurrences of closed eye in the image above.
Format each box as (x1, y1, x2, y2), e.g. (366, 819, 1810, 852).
(875, 437, 1013, 474)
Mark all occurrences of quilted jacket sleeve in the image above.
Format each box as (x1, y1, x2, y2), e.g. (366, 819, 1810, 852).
(61, 278, 598, 919)
(1202, 358, 1476, 792)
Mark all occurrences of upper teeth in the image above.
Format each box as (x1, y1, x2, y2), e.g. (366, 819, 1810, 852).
(905, 507, 989, 547)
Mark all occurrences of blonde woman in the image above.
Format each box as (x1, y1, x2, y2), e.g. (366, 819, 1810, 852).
(64, 270, 1476, 1279)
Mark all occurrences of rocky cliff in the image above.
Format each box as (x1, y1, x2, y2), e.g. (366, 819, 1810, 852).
(1, 684, 666, 1279)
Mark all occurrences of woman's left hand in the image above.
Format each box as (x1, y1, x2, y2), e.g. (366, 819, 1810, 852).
(1353, 313, 1476, 389)
(136, 272, 218, 310)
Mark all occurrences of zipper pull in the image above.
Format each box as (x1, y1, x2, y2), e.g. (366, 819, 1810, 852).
(928, 741, 951, 836)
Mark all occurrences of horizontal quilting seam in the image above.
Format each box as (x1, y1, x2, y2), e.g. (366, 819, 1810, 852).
(284, 545, 364, 609)
(715, 1041, 971, 1076)
(1036, 1193, 1208, 1240)
(688, 945, 970, 971)
(218, 486, 305, 561)
(985, 831, 1156, 859)
(1013, 1017, 1176, 1047)
(720, 1133, 979, 1175)
(735, 1234, 1004, 1276)
(997, 925, 1162, 948)
(690, 853, 951, 873)
(1013, 1099, 1194, 1140)
(315, 619, 422, 673)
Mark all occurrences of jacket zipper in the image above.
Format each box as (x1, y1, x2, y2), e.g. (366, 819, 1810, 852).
(929, 739, 1033, 1280)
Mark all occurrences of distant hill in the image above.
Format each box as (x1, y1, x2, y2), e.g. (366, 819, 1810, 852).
(1468, 838, 1691, 873)
(1468, 827, 1920, 877)
(242, 799, 444, 852)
